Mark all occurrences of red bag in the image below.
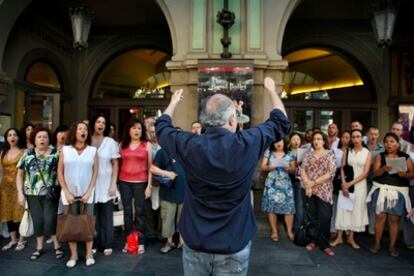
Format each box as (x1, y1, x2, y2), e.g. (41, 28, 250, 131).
(127, 230, 141, 254)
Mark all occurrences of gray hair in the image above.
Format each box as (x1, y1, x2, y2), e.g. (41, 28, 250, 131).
(200, 94, 236, 127)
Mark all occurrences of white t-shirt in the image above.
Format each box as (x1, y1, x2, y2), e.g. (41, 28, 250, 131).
(61, 145, 97, 205)
(94, 137, 120, 203)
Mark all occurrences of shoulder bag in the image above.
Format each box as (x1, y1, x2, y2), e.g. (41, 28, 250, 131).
(19, 202, 34, 238)
(342, 149, 354, 193)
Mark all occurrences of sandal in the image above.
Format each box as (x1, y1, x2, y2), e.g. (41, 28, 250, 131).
(322, 248, 335, 256)
(389, 247, 399, 257)
(15, 240, 27, 251)
(55, 247, 64, 259)
(270, 232, 279, 242)
(1, 240, 17, 251)
(306, 243, 316, 251)
(30, 249, 44, 261)
(370, 243, 381, 254)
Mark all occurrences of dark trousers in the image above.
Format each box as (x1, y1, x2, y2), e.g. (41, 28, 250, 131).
(118, 181, 147, 244)
(6, 221, 19, 232)
(26, 195, 58, 237)
(145, 199, 161, 241)
(293, 180, 304, 232)
(94, 201, 114, 250)
(308, 195, 332, 250)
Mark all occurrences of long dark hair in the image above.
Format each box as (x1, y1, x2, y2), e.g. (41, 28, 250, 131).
(89, 114, 110, 137)
(19, 122, 34, 148)
(349, 129, 367, 149)
(51, 125, 69, 147)
(65, 122, 91, 146)
(1, 128, 24, 160)
(269, 138, 288, 154)
(337, 130, 351, 149)
(120, 118, 147, 149)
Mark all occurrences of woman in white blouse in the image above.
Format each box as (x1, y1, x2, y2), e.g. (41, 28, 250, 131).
(58, 122, 98, 268)
(89, 115, 119, 256)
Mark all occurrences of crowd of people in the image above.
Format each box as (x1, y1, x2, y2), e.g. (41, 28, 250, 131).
(0, 78, 413, 274)
(260, 121, 414, 257)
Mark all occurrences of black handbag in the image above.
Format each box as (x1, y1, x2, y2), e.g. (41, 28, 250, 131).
(342, 149, 354, 193)
(294, 198, 317, 247)
(332, 150, 354, 194)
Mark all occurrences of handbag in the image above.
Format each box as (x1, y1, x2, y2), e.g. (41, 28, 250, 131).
(56, 202, 96, 242)
(294, 198, 318, 247)
(19, 202, 34, 238)
(113, 196, 124, 227)
(153, 175, 173, 188)
(342, 149, 354, 193)
(333, 150, 354, 194)
(34, 155, 61, 201)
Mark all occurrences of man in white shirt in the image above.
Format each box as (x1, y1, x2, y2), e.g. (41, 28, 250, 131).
(327, 123, 340, 150)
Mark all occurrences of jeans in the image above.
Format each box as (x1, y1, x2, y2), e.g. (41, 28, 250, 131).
(183, 241, 251, 276)
(118, 181, 147, 244)
(307, 196, 332, 250)
(94, 201, 114, 250)
(293, 180, 304, 232)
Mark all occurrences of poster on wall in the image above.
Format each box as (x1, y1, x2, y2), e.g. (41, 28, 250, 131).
(198, 60, 253, 129)
(398, 104, 414, 142)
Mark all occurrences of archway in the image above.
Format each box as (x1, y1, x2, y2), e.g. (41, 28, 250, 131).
(89, 49, 171, 136)
(283, 48, 376, 133)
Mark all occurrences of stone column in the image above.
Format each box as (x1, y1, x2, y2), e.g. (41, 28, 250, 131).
(0, 71, 10, 105)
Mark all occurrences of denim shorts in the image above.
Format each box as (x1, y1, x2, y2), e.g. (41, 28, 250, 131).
(369, 189, 406, 217)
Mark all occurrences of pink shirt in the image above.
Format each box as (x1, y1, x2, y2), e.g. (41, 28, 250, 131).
(119, 141, 149, 183)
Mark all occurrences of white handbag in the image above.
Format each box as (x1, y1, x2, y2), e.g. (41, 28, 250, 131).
(113, 210, 124, 227)
(113, 193, 124, 227)
(19, 202, 34, 237)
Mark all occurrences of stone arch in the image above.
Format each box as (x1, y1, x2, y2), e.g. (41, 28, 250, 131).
(16, 48, 71, 95)
(82, 33, 173, 98)
(155, 0, 178, 56)
(282, 33, 383, 102)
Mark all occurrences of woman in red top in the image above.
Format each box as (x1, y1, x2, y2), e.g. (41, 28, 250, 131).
(119, 118, 152, 254)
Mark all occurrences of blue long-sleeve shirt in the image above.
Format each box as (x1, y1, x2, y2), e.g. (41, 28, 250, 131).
(155, 108, 290, 254)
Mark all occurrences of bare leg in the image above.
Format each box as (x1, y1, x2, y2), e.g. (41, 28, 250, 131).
(388, 215, 400, 255)
(36, 236, 44, 250)
(68, 242, 78, 260)
(52, 235, 60, 249)
(284, 214, 294, 240)
(268, 213, 279, 241)
(86, 241, 93, 258)
(370, 213, 386, 253)
(330, 230, 344, 246)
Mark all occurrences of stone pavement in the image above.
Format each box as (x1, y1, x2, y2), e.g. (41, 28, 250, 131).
(0, 231, 413, 276)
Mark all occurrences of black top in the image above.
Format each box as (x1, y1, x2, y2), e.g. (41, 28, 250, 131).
(373, 151, 409, 187)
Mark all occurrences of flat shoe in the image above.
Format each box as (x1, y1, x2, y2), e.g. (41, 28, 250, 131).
(329, 240, 343, 247)
(30, 249, 44, 261)
(66, 259, 77, 268)
(160, 243, 175, 254)
(86, 257, 95, 267)
(389, 247, 399, 257)
(270, 233, 279, 242)
(347, 240, 360, 249)
(306, 243, 316, 251)
(323, 248, 335, 256)
(15, 240, 27, 251)
(55, 247, 64, 259)
(1, 240, 17, 251)
(370, 244, 381, 254)
(103, 249, 113, 256)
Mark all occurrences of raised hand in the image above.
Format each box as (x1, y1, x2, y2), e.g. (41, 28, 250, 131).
(171, 89, 184, 106)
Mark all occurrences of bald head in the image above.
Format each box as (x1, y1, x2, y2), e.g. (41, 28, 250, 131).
(200, 94, 236, 130)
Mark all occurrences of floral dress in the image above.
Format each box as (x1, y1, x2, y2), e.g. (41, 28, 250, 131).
(262, 150, 296, 214)
(0, 150, 24, 223)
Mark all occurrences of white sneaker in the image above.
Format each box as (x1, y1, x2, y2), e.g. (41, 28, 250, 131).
(46, 238, 53, 244)
(66, 259, 77, 268)
(85, 257, 95, 267)
(92, 249, 97, 254)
